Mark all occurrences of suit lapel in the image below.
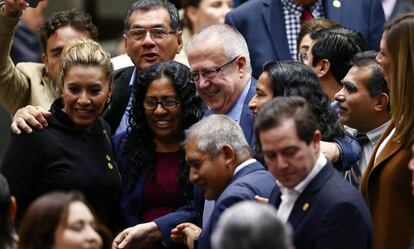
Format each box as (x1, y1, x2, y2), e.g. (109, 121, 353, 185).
(288, 163, 333, 229)
(239, 79, 256, 146)
(261, 0, 291, 59)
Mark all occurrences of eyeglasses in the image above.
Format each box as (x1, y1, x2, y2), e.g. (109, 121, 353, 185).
(143, 98, 180, 110)
(191, 56, 239, 82)
(126, 28, 176, 42)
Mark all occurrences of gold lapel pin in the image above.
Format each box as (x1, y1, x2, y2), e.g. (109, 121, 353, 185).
(333, 0, 341, 8)
(107, 162, 114, 170)
(302, 202, 310, 211)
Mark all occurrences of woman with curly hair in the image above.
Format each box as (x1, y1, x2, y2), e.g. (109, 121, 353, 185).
(112, 61, 205, 248)
(249, 61, 359, 171)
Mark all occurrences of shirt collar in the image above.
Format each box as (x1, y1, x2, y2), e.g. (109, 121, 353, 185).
(365, 121, 390, 144)
(129, 67, 137, 87)
(277, 153, 327, 195)
(226, 79, 251, 123)
(234, 158, 257, 175)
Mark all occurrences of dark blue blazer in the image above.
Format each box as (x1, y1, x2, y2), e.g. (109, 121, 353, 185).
(225, 0, 385, 78)
(204, 78, 256, 147)
(112, 132, 193, 231)
(270, 161, 372, 249)
(197, 161, 276, 249)
(155, 161, 276, 249)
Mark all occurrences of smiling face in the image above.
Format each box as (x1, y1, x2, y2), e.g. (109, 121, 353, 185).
(188, 42, 245, 114)
(185, 138, 233, 200)
(53, 201, 102, 249)
(259, 119, 320, 189)
(124, 8, 183, 71)
(43, 26, 90, 82)
(144, 76, 183, 145)
(334, 66, 378, 132)
(376, 33, 393, 85)
(61, 65, 110, 131)
(248, 72, 273, 116)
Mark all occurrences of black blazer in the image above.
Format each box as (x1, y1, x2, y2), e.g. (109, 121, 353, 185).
(102, 66, 135, 134)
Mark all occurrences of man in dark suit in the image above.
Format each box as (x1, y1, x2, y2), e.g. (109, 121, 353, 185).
(103, 0, 184, 134)
(112, 115, 276, 249)
(254, 96, 372, 249)
(225, 0, 385, 79)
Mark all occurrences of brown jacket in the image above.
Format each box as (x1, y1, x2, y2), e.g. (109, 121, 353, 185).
(0, 11, 57, 115)
(360, 124, 414, 249)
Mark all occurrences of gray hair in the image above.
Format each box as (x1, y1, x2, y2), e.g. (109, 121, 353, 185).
(211, 201, 293, 249)
(186, 24, 251, 73)
(184, 114, 250, 158)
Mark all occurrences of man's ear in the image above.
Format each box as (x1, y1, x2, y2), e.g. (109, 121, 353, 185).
(176, 31, 183, 54)
(8, 196, 16, 222)
(316, 59, 331, 78)
(222, 144, 236, 166)
(42, 53, 48, 73)
(374, 93, 390, 112)
(236, 56, 247, 77)
(312, 130, 322, 154)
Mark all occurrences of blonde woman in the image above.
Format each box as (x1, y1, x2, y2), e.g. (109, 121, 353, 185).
(1, 39, 121, 225)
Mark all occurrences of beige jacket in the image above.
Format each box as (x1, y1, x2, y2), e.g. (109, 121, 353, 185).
(0, 11, 57, 115)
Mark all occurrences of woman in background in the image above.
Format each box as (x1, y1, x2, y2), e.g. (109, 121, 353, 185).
(18, 191, 111, 249)
(175, 0, 232, 64)
(248, 60, 359, 171)
(360, 13, 414, 249)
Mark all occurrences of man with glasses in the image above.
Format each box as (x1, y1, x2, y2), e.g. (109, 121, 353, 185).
(187, 24, 256, 146)
(10, 0, 184, 135)
(111, 24, 257, 249)
(103, 0, 183, 134)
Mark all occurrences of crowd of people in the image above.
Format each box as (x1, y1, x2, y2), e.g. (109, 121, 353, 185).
(1, 0, 414, 249)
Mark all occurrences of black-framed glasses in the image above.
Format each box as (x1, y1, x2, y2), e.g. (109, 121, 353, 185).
(143, 98, 180, 110)
(126, 28, 176, 42)
(191, 56, 239, 82)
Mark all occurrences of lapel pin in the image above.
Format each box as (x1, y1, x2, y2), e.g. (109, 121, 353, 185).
(107, 162, 114, 170)
(106, 155, 111, 161)
(302, 202, 310, 211)
(333, 0, 341, 8)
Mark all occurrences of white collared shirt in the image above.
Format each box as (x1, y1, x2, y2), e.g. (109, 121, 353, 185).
(276, 153, 327, 223)
(358, 121, 389, 174)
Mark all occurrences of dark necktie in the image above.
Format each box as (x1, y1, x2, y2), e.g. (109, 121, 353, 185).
(356, 132, 370, 147)
(301, 7, 314, 24)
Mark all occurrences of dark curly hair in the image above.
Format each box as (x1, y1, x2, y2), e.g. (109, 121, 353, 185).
(263, 60, 344, 141)
(39, 9, 98, 53)
(123, 61, 205, 194)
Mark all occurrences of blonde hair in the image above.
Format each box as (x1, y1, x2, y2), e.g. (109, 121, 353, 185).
(58, 38, 114, 94)
(384, 13, 414, 146)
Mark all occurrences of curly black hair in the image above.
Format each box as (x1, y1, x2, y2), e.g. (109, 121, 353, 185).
(39, 9, 98, 53)
(123, 61, 205, 196)
(263, 60, 344, 141)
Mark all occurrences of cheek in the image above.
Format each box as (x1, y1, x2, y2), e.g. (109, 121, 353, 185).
(57, 230, 83, 249)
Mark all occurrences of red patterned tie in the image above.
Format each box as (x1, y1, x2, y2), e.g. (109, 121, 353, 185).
(301, 7, 313, 25)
